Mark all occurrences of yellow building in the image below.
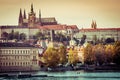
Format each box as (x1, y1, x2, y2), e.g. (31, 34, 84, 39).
(0, 43, 40, 72)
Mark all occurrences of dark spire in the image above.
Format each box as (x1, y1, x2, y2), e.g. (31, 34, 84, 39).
(39, 9, 41, 19)
(31, 3, 34, 13)
(94, 21, 97, 29)
(23, 9, 26, 19)
(19, 8, 22, 20)
(19, 8, 23, 24)
(91, 20, 94, 28)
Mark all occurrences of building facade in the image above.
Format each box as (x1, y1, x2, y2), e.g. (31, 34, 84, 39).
(0, 43, 40, 72)
(74, 21, 120, 42)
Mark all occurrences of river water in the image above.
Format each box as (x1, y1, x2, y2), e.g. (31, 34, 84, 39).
(1, 71, 120, 80)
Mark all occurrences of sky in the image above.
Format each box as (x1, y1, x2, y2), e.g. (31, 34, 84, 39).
(0, 0, 120, 29)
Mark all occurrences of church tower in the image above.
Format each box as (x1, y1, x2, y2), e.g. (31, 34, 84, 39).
(18, 8, 23, 26)
(91, 20, 97, 29)
(28, 4, 36, 27)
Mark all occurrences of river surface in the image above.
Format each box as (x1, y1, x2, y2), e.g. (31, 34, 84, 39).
(1, 71, 120, 80)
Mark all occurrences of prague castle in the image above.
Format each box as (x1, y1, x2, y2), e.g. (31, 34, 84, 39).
(18, 4, 57, 27)
(0, 4, 79, 40)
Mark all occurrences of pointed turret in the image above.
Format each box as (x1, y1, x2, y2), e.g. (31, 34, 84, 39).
(18, 8, 23, 26)
(31, 3, 34, 13)
(39, 9, 42, 25)
(23, 9, 26, 19)
(94, 21, 97, 29)
(91, 20, 94, 29)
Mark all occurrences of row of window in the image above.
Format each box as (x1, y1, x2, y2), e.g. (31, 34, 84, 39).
(0, 55, 30, 60)
(0, 62, 31, 66)
(0, 50, 30, 54)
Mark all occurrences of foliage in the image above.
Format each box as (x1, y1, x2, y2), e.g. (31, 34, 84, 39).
(68, 47, 79, 65)
(43, 47, 60, 67)
(80, 34, 86, 45)
(83, 43, 95, 65)
(113, 41, 120, 65)
(93, 44, 106, 65)
(58, 45, 67, 64)
(1, 32, 9, 38)
(43, 45, 67, 67)
(20, 33, 26, 40)
(105, 44, 115, 63)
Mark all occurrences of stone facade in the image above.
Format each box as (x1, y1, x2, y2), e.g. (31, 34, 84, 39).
(0, 43, 40, 72)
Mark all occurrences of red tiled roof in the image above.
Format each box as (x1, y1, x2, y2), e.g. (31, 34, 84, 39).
(67, 25, 78, 29)
(80, 28, 120, 32)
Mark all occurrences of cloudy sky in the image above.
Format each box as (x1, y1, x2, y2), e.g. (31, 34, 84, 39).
(0, 0, 120, 28)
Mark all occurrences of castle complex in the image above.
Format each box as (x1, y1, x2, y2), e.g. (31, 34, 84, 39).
(0, 4, 79, 40)
(18, 4, 57, 27)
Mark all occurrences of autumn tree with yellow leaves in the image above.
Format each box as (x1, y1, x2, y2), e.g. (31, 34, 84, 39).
(83, 43, 95, 65)
(105, 44, 115, 63)
(43, 45, 67, 67)
(68, 47, 79, 65)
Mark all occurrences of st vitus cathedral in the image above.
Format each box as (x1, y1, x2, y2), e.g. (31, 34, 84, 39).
(18, 4, 57, 27)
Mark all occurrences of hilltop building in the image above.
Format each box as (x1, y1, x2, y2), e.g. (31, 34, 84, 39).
(75, 21, 120, 42)
(0, 4, 79, 40)
(18, 4, 57, 27)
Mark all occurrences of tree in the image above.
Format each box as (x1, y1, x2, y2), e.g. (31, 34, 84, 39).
(35, 31, 45, 40)
(14, 31, 20, 40)
(93, 44, 106, 66)
(68, 48, 79, 65)
(113, 41, 120, 65)
(105, 44, 115, 63)
(83, 43, 95, 65)
(43, 47, 60, 67)
(1, 32, 8, 39)
(58, 45, 67, 64)
(105, 38, 115, 44)
(8, 30, 14, 40)
(80, 34, 86, 45)
(20, 33, 26, 40)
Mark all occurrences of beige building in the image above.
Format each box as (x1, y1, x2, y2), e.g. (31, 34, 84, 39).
(0, 43, 40, 72)
(74, 21, 120, 42)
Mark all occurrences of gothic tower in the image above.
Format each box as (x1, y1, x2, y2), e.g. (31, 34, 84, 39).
(91, 20, 97, 29)
(28, 4, 36, 27)
(18, 8, 23, 26)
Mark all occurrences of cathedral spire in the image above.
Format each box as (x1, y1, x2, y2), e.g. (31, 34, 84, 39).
(23, 9, 26, 19)
(19, 8, 22, 20)
(31, 3, 34, 13)
(39, 9, 41, 19)
(18, 8, 23, 26)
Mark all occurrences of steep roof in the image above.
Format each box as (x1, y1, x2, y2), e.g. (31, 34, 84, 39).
(41, 17, 57, 23)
